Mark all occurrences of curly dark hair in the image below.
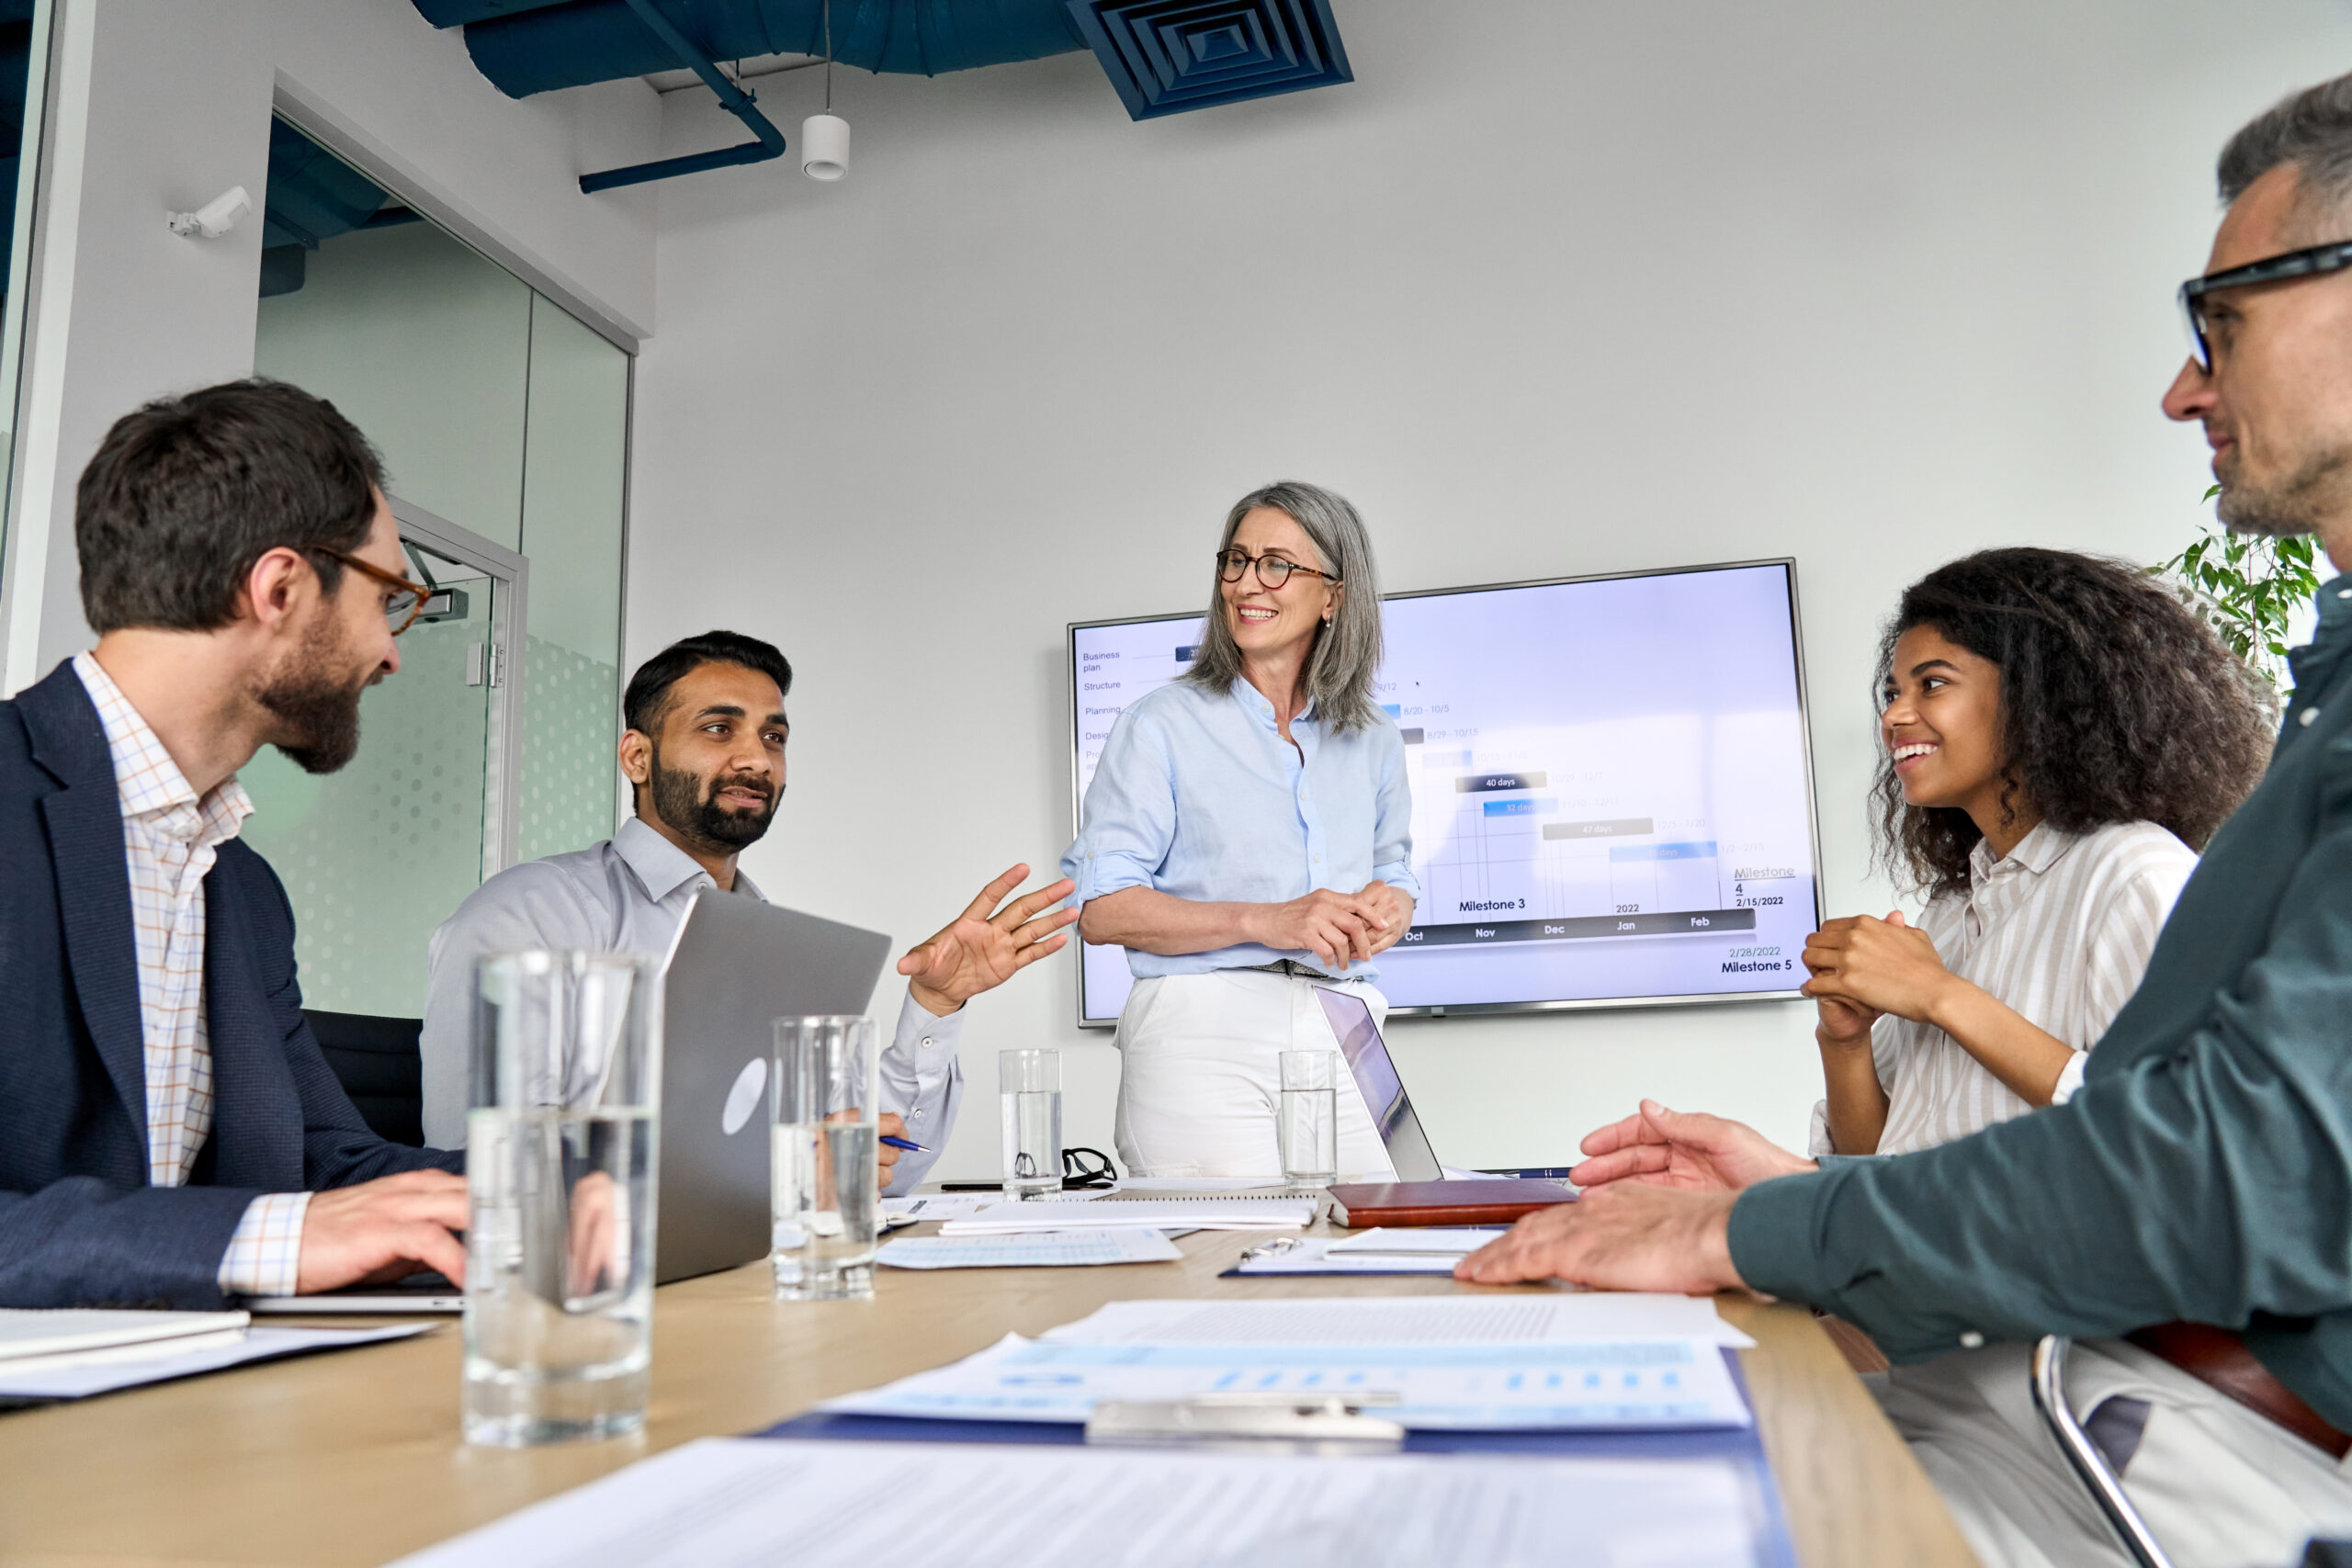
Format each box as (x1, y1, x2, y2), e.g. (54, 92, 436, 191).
(1871, 547, 2276, 897)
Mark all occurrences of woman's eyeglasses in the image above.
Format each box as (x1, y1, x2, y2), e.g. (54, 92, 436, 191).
(1060, 1146, 1119, 1190)
(1216, 547, 1339, 592)
(307, 546, 436, 636)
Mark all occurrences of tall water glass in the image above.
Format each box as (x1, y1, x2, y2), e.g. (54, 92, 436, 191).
(772, 1015, 881, 1300)
(464, 950, 661, 1448)
(1000, 1048, 1062, 1201)
(1279, 1049, 1339, 1189)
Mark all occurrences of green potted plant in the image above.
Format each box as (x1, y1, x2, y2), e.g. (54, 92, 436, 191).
(2160, 486, 2323, 691)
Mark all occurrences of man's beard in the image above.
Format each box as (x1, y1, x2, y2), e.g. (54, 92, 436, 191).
(2215, 442, 2352, 539)
(254, 614, 371, 774)
(648, 749, 778, 853)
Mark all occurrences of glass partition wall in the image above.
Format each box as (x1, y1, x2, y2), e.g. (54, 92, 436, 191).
(246, 116, 629, 1020)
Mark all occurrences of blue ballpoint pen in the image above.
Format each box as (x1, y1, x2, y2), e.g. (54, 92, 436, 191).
(879, 1134, 929, 1153)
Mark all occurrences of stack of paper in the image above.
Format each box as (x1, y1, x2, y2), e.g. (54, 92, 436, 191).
(1047, 1294, 1756, 1348)
(0, 1308, 250, 1373)
(877, 1230, 1183, 1269)
(390, 1436, 1766, 1568)
(940, 1199, 1315, 1235)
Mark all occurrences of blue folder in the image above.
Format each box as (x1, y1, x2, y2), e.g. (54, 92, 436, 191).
(754, 1348, 1797, 1567)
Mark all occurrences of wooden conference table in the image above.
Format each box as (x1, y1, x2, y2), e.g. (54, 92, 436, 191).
(0, 1219, 1977, 1568)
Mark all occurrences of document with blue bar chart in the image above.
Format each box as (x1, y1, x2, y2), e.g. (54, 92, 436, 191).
(1069, 562, 1822, 1020)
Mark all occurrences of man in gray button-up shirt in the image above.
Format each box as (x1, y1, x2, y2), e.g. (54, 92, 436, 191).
(419, 632, 1074, 1193)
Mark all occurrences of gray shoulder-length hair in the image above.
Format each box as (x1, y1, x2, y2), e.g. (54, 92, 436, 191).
(1180, 479, 1385, 732)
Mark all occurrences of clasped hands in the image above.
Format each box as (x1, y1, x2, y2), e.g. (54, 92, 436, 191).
(1453, 1100, 1817, 1292)
(1800, 908, 1961, 1043)
(1252, 880, 1411, 970)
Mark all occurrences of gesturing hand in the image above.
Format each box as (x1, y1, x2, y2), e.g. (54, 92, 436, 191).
(296, 1168, 469, 1293)
(1570, 1100, 1816, 1195)
(900, 865, 1078, 1017)
(1353, 881, 1416, 957)
(1802, 911, 1954, 1023)
(1453, 1183, 1746, 1294)
(1252, 886, 1392, 970)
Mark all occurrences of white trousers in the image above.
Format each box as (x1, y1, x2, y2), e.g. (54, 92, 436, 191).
(1871, 1338, 2352, 1568)
(1114, 969, 1398, 1181)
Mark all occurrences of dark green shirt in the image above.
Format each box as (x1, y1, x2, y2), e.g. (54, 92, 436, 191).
(1731, 572, 2352, 1427)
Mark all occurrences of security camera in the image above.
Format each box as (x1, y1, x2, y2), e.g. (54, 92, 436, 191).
(167, 186, 253, 240)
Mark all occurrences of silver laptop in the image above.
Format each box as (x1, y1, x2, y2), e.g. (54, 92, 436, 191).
(654, 890, 891, 1282)
(1313, 987, 1444, 1182)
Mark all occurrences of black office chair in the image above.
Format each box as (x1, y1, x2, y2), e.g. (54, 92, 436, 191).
(304, 1010, 426, 1148)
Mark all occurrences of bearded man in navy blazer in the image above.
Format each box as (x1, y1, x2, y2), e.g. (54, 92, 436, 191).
(0, 379, 469, 1309)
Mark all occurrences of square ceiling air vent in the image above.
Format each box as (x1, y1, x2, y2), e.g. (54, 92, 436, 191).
(1069, 0, 1352, 120)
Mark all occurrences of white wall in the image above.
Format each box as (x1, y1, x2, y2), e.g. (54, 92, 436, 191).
(0, 0, 661, 694)
(627, 0, 2352, 1179)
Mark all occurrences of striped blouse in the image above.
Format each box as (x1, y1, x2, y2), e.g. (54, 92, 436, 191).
(1808, 820, 2197, 1158)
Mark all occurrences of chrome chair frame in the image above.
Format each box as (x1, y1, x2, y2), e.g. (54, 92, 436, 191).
(2029, 1336, 2176, 1568)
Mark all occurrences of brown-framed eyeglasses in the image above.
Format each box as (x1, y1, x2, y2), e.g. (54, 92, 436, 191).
(1216, 547, 1339, 592)
(307, 546, 435, 636)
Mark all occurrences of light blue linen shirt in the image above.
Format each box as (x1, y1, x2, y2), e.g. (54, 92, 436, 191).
(1061, 678, 1420, 982)
(420, 816, 961, 1193)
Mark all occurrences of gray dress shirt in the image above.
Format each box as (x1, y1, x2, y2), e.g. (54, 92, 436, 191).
(418, 817, 963, 1192)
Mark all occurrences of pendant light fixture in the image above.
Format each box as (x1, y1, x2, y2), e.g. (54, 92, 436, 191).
(799, 0, 850, 181)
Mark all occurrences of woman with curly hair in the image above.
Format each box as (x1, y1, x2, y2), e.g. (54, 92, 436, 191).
(1801, 547, 2275, 1156)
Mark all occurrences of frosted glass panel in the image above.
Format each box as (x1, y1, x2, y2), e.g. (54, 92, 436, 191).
(518, 292, 628, 861)
(254, 222, 531, 550)
(240, 545, 498, 1017)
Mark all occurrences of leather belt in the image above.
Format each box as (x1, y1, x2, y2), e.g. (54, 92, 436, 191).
(2125, 1322, 2351, 1461)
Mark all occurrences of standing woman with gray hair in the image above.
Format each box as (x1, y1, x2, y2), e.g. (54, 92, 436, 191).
(1062, 481, 1419, 1178)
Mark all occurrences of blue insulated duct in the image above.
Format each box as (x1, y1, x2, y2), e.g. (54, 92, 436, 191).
(447, 0, 1088, 96)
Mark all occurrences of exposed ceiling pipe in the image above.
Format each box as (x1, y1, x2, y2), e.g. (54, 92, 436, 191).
(437, 0, 1088, 97)
(579, 0, 787, 192)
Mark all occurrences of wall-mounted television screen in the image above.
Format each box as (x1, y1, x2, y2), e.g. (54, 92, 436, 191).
(1068, 559, 1824, 1027)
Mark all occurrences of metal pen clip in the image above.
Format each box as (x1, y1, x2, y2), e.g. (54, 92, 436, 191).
(1086, 1392, 1406, 1454)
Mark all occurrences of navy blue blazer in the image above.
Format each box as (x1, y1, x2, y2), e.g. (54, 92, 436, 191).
(0, 660, 461, 1309)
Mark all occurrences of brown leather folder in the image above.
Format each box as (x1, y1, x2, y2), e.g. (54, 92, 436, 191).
(1326, 1179, 1576, 1228)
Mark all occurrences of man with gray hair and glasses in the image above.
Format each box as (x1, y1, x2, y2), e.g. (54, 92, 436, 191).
(1453, 73, 2352, 1568)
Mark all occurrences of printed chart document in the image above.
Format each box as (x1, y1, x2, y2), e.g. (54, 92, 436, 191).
(877, 1230, 1183, 1269)
(1047, 1294, 1756, 1348)
(941, 1199, 1315, 1235)
(820, 1331, 1751, 1429)
(390, 1436, 1772, 1568)
(0, 1323, 435, 1401)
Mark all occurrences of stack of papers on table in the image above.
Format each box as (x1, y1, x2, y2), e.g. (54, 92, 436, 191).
(0, 1308, 250, 1372)
(0, 1308, 434, 1402)
(877, 1229, 1183, 1269)
(390, 1435, 1772, 1568)
(940, 1198, 1316, 1235)
(1229, 1228, 1502, 1274)
(820, 1295, 1758, 1432)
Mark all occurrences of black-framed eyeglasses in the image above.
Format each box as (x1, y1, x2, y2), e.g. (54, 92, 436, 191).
(2179, 238, 2352, 373)
(1060, 1146, 1119, 1190)
(306, 546, 435, 636)
(1216, 547, 1340, 592)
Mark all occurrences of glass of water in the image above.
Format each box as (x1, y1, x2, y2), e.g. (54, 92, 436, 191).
(1000, 1048, 1062, 1201)
(772, 1015, 881, 1301)
(1279, 1049, 1339, 1189)
(464, 950, 661, 1449)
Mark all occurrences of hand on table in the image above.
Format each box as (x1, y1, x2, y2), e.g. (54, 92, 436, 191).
(1454, 1183, 1746, 1294)
(1802, 912, 1953, 1023)
(1571, 1100, 1817, 1195)
(901, 864, 1077, 1017)
(296, 1169, 469, 1293)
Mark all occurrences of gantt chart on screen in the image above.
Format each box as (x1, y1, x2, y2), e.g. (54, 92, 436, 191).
(1070, 563, 1821, 1022)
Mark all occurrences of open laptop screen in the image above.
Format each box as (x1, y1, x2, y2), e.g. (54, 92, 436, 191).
(1313, 987, 1443, 1181)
